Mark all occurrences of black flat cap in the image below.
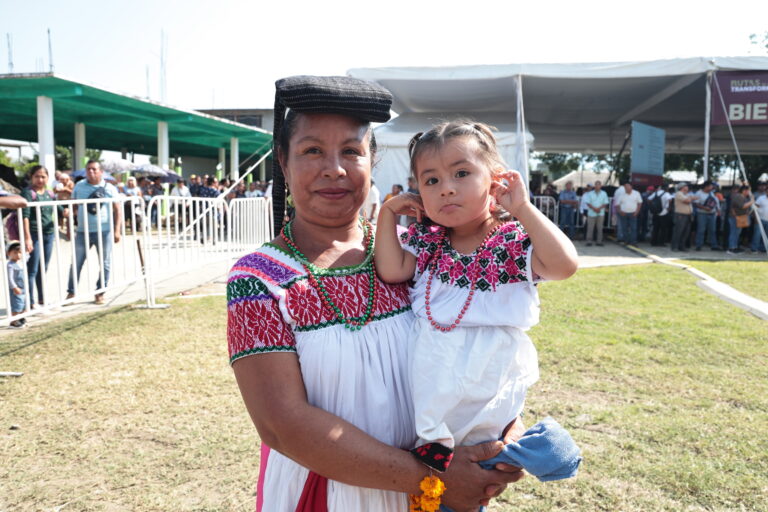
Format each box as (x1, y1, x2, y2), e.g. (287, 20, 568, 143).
(271, 75, 393, 234)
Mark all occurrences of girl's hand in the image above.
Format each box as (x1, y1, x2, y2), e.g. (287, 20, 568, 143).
(13, 287, 22, 295)
(382, 192, 424, 222)
(493, 171, 530, 217)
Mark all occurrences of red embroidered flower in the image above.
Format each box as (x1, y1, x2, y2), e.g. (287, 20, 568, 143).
(448, 260, 465, 283)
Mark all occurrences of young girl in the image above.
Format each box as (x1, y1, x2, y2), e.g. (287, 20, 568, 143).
(375, 120, 578, 474)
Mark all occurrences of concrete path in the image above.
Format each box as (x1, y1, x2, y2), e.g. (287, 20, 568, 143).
(3, 238, 766, 336)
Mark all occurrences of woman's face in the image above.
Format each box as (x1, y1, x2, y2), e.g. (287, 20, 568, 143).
(280, 113, 372, 227)
(31, 168, 48, 190)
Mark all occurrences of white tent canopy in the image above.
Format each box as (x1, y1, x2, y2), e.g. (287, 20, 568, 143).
(372, 112, 534, 199)
(350, 57, 768, 156)
(551, 170, 619, 189)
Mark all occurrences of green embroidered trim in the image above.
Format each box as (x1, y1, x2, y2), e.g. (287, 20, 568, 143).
(229, 344, 296, 364)
(227, 276, 271, 301)
(294, 305, 412, 332)
(263, 242, 374, 276)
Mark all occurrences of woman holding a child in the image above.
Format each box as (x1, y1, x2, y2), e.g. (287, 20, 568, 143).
(227, 76, 529, 511)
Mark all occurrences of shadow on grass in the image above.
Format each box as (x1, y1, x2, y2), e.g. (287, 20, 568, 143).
(0, 305, 133, 358)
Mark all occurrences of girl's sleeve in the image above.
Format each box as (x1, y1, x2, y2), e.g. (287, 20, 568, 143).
(227, 272, 296, 365)
(398, 222, 424, 257)
(503, 222, 544, 283)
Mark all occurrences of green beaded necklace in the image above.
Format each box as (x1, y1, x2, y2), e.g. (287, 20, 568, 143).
(281, 218, 378, 331)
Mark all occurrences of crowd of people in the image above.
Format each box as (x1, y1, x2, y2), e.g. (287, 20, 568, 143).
(2, 163, 273, 328)
(538, 179, 768, 254)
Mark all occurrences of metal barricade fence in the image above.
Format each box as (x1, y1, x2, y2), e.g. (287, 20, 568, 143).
(1, 195, 145, 325)
(532, 195, 559, 225)
(227, 197, 273, 256)
(142, 195, 272, 307)
(2, 194, 273, 325)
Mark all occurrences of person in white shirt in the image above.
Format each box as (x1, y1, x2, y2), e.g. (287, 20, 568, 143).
(749, 190, 768, 253)
(583, 181, 609, 246)
(362, 178, 381, 224)
(615, 182, 643, 244)
(170, 179, 191, 198)
(244, 182, 262, 198)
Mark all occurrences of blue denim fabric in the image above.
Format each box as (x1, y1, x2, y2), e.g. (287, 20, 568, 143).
(617, 214, 637, 244)
(728, 215, 743, 250)
(67, 230, 113, 294)
(27, 231, 55, 305)
(695, 213, 719, 249)
(750, 218, 768, 251)
(559, 206, 575, 238)
(10, 287, 26, 313)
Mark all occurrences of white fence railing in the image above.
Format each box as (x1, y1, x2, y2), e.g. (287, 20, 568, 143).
(1, 195, 272, 326)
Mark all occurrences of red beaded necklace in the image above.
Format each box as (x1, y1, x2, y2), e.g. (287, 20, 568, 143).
(424, 223, 499, 333)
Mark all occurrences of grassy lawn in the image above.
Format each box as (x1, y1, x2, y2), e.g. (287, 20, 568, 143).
(1, 264, 766, 511)
(676, 259, 768, 303)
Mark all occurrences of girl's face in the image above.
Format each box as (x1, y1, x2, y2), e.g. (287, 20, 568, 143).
(8, 248, 22, 261)
(413, 136, 496, 229)
(31, 168, 48, 190)
(280, 113, 372, 227)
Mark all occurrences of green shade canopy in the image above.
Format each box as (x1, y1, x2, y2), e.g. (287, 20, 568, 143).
(0, 73, 272, 160)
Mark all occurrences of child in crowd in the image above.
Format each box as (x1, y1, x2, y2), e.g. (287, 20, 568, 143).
(6, 241, 27, 328)
(375, 120, 579, 477)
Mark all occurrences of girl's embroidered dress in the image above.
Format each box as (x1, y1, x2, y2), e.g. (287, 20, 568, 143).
(227, 243, 416, 511)
(400, 221, 540, 450)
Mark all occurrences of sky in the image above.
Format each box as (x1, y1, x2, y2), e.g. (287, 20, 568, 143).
(2, 0, 767, 112)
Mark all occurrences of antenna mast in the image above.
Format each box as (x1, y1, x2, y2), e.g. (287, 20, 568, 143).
(47, 28, 54, 72)
(7, 33, 13, 73)
(160, 29, 167, 103)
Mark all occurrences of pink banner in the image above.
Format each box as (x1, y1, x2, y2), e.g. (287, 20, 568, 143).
(711, 71, 768, 126)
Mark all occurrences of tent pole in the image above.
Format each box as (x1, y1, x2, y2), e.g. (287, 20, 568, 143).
(515, 74, 529, 181)
(703, 71, 713, 181)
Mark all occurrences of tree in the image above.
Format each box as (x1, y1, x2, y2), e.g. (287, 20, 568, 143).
(749, 31, 768, 55)
(534, 152, 582, 180)
(54, 146, 102, 170)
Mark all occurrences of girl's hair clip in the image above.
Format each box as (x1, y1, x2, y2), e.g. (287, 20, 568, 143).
(408, 132, 424, 157)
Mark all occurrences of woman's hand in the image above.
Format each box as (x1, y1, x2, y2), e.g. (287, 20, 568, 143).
(493, 171, 530, 218)
(441, 441, 524, 512)
(382, 192, 424, 222)
(25, 239, 34, 254)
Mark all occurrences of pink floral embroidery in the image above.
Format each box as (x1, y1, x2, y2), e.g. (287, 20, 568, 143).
(417, 251, 432, 273)
(448, 260, 466, 283)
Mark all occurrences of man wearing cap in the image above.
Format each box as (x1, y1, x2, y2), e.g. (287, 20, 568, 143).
(693, 181, 722, 251)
